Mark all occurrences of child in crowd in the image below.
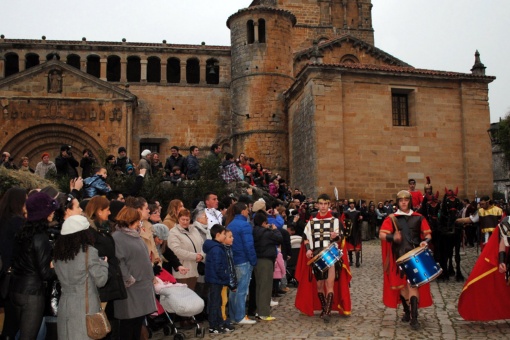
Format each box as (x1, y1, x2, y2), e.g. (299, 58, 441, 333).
(221, 229, 237, 329)
(203, 224, 234, 334)
(169, 166, 183, 184)
(273, 245, 286, 298)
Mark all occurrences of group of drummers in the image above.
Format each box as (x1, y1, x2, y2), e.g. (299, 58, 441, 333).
(293, 183, 510, 329)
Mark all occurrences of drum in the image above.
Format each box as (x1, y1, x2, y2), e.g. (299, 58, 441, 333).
(307, 243, 343, 273)
(396, 246, 442, 288)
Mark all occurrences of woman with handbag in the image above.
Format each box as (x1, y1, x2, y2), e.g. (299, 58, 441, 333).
(85, 196, 127, 339)
(54, 215, 109, 340)
(112, 207, 157, 340)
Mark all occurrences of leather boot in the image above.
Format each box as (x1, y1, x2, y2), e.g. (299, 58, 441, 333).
(323, 293, 334, 324)
(318, 293, 326, 318)
(410, 296, 419, 330)
(348, 251, 353, 266)
(355, 252, 361, 268)
(400, 295, 410, 322)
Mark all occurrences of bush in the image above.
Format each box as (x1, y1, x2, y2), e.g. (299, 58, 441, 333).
(0, 167, 59, 196)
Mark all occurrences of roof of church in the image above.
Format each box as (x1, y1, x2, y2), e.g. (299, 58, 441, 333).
(301, 62, 496, 81)
(294, 35, 411, 67)
(227, 6, 297, 28)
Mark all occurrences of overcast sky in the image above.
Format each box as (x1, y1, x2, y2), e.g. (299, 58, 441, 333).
(2, 0, 507, 122)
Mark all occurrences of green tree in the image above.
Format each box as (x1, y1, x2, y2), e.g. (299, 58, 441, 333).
(497, 112, 510, 166)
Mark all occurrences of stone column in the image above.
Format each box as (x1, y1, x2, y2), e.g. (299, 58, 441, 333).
(140, 58, 147, 83)
(160, 60, 167, 84)
(342, 0, 347, 28)
(80, 59, 87, 72)
(19, 57, 26, 72)
(358, 3, 363, 28)
(100, 58, 107, 81)
(120, 58, 127, 83)
(200, 59, 206, 85)
(180, 61, 186, 84)
(254, 22, 259, 43)
(0, 56, 5, 79)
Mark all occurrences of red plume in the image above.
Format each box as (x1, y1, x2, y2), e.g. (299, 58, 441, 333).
(435, 191, 439, 200)
(426, 176, 431, 184)
(455, 187, 458, 197)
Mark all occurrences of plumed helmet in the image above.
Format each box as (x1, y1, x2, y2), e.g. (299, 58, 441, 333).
(396, 190, 411, 201)
(424, 176, 432, 190)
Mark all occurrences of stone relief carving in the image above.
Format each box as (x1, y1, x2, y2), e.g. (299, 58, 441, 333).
(48, 70, 63, 93)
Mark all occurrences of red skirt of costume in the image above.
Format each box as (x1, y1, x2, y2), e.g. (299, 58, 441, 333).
(458, 228, 510, 321)
(294, 241, 352, 316)
(381, 239, 433, 308)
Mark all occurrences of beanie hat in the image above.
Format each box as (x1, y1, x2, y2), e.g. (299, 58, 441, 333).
(109, 200, 125, 223)
(153, 223, 169, 241)
(61, 215, 90, 235)
(126, 164, 134, 172)
(252, 198, 266, 213)
(41, 152, 50, 159)
(26, 192, 60, 222)
(118, 146, 127, 154)
(61, 145, 71, 152)
(141, 149, 151, 157)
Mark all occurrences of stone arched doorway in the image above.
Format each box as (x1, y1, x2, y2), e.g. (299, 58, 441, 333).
(3, 123, 104, 168)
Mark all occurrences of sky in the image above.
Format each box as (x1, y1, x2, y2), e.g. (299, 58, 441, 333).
(2, 0, 508, 122)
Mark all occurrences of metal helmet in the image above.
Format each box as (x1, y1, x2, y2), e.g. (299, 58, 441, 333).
(396, 190, 411, 201)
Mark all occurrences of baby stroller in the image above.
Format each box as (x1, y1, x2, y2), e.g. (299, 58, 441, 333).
(147, 269, 206, 339)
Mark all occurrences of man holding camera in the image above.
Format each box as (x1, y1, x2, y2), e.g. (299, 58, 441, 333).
(1, 151, 17, 170)
(55, 145, 79, 178)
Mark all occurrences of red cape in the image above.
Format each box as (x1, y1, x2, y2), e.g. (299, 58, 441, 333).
(381, 239, 433, 308)
(458, 228, 510, 321)
(294, 241, 352, 316)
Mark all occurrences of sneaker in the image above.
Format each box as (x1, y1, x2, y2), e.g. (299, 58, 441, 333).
(281, 287, 290, 292)
(222, 325, 235, 332)
(209, 327, 227, 334)
(237, 316, 257, 325)
(270, 300, 279, 307)
(257, 315, 276, 321)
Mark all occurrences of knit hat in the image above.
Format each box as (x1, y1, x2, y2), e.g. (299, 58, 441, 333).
(126, 164, 134, 172)
(109, 200, 125, 223)
(61, 215, 90, 235)
(60, 145, 71, 152)
(252, 198, 266, 213)
(26, 192, 60, 222)
(118, 146, 127, 154)
(141, 149, 151, 157)
(153, 223, 169, 241)
(41, 152, 50, 159)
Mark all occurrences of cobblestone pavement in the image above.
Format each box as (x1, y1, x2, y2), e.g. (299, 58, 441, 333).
(152, 240, 510, 339)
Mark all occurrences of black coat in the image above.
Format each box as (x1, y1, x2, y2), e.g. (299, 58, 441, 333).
(252, 225, 282, 261)
(91, 223, 127, 302)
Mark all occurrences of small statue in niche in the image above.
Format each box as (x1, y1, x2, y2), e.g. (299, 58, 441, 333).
(48, 70, 62, 93)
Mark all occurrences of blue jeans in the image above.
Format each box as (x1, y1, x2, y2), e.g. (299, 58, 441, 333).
(228, 262, 253, 323)
(207, 284, 223, 329)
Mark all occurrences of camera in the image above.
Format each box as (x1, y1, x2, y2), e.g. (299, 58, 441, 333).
(291, 210, 298, 216)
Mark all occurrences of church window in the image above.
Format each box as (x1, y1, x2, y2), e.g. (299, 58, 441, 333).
(391, 90, 412, 126)
(167, 57, 180, 83)
(127, 56, 141, 82)
(107, 55, 121, 81)
(147, 56, 161, 83)
(206, 58, 219, 85)
(247, 20, 255, 44)
(4, 53, 19, 77)
(66, 54, 80, 69)
(140, 142, 160, 154)
(86, 55, 100, 78)
(258, 19, 266, 43)
(46, 53, 60, 61)
(25, 53, 40, 69)
(186, 58, 200, 84)
(340, 54, 359, 63)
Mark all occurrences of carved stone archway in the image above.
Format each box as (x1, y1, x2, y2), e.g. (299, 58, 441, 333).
(3, 123, 104, 167)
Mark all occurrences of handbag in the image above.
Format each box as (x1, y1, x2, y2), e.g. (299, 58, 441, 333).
(0, 267, 12, 300)
(85, 249, 111, 339)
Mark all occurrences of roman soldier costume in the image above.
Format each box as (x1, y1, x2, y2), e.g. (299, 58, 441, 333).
(344, 199, 362, 267)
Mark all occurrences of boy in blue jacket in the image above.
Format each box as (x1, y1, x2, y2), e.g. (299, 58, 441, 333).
(204, 224, 232, 334)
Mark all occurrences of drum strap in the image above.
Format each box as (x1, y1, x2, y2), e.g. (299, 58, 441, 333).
(389, 214, 400, 233)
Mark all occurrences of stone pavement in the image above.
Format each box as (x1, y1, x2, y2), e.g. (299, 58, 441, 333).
(152, 240, 510, 339)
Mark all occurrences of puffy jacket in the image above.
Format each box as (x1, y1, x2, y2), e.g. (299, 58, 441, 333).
(11, 230, 56, 295)
(252, 225, 282, 262)
(84, 174, 111, 198)
(203, 239, 229, 285)
(227, 215, 257, 266)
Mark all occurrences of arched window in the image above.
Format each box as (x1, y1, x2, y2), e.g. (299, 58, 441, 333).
(107, 55, 121, 81)
(5, 53, 19, 77)
(86, 55, 100, 78)
(186, 58, 200, 84)
(127, 56, 141, 82)
(340, 54, 359, 63)
(46, 53, 60, 61)
(167, 57, 180, 83)
(247, 20, 255, 44)
(66, 54, 80, 69)
(206, 58, 219, 85)
(147, 56, 161, 83)
(258, 19, 266, 43)
(25, 53, 40, 69)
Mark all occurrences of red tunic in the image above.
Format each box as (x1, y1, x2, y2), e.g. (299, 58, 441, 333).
(294, 212, 352, 316)
(380, 212, 433, 308)
(410, 190, 423, 209)
(458, 227, 510, 321)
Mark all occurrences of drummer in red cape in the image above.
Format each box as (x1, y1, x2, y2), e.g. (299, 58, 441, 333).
(294, 193, 352, 323)
(379, 190, 433, 330)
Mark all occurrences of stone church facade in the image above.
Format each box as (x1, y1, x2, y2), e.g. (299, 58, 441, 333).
(0, 0, 495, 201)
